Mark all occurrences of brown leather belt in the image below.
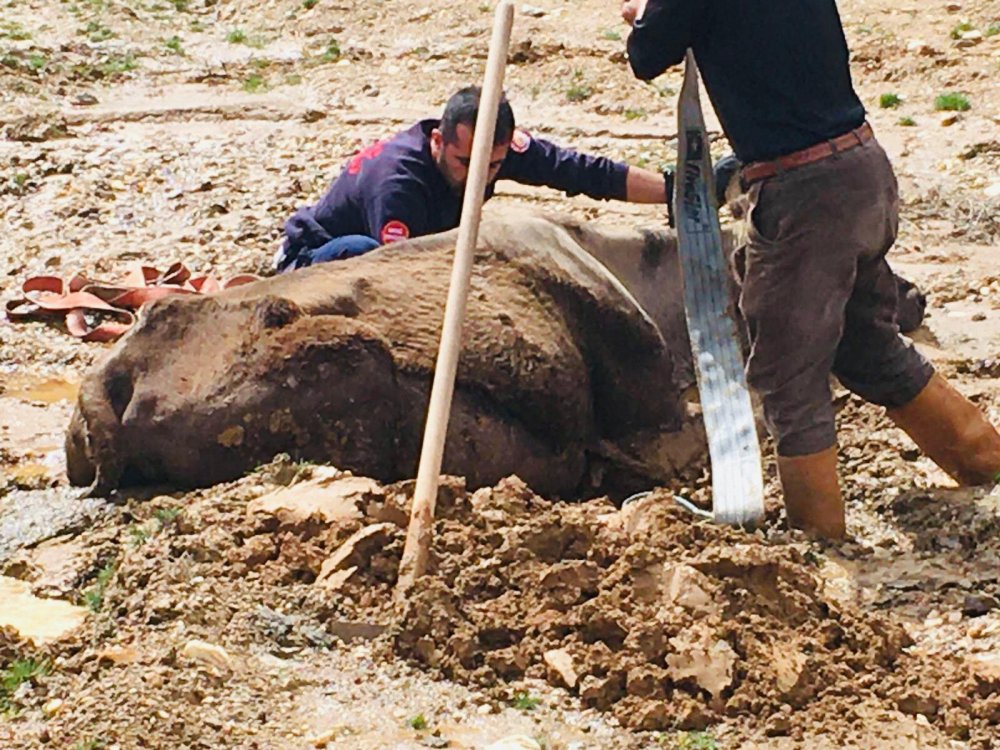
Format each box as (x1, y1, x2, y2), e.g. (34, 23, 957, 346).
(741, 122, 874, 185)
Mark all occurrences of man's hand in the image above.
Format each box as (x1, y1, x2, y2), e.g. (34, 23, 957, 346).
(621, 0, 648, 26)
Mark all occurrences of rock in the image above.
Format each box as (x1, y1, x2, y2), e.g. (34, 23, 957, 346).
(964, 594, 1000, 618)
(316, 565, 358, 591)
(894, 689, 940, 717)
(484, 735, 542, 750)
(659, 563, 720, 615)
(771, 645, 809, 702)
(579, 673, 625, 710)
(307, 727, 339, 747)
(0, 576, 87, 644)
(539, 561, 599, 607)
(315, 522, 397, 588)
(248, 473, 374, 529)
(969, 655, 1000, 697)
(521, 5, 547, 17)
(180, 639, 234, 671)
(97, 645, 141, 665)
(326, 620, 387, 644)
(42, 698, 64, 717)
(543, 648, 577, 689)
(626, 666, 667, 699)
(939, 113, 960, 127)
(666, 625, 738, 699)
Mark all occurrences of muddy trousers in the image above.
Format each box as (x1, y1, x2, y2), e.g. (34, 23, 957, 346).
(737, 139, 934, 457)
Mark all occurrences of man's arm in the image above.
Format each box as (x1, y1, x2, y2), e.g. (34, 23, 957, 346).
(499, 130, 667, 204)
(363, 177, 432, 245)
(626, 165, 668, 203)
(624, 0, 701, 81)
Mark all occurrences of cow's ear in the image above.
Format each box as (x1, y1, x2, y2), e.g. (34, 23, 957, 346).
(253, 296, 303, 330)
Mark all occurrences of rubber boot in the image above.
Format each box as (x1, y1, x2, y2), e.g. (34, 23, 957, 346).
(886, 373, 1000, 486)
(777, 446, 846, 539)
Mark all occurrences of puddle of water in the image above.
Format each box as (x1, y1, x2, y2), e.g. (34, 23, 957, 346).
(4, 376, 79, 403)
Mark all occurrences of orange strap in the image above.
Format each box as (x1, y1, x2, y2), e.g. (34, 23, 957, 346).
(5, 263, 258, 342)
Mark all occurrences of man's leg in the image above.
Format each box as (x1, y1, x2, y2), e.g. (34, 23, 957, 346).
(738, 176, 860, 538)
(285, 235, 380, 272)
(832, 212, 1000, 486)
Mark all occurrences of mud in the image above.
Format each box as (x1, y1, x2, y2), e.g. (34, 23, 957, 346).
(2, 0, 999, 746)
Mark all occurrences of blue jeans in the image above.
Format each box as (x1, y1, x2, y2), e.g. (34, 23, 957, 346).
(282, 235, 380, 273)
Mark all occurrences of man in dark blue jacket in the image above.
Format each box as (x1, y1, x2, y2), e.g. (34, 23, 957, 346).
(275, 86, 669, 271)
(622, 0, 1000, 537)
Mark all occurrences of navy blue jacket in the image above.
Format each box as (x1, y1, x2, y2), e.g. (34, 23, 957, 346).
(281, 120, 630, 263)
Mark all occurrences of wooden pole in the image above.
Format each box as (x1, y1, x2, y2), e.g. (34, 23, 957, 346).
(396, 0, 515, 594)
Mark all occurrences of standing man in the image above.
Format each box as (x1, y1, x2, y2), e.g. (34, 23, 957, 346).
(621, 0, 1000, 537)
(275, 86, 669, 271)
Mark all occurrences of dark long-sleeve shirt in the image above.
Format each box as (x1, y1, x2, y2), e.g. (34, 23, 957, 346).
(281, 120, 629, 264)
(627, 0, 866, 163)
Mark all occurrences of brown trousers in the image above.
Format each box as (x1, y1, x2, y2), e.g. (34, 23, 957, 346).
(737, 138, 934, 457)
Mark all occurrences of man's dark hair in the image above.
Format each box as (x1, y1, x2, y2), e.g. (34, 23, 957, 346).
(439, 86, 516, 146)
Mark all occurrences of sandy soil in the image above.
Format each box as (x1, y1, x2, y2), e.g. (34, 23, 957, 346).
(1, 0, 999, 747)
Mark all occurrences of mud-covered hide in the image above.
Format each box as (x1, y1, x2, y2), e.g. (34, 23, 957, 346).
(66, 215, 704, 498)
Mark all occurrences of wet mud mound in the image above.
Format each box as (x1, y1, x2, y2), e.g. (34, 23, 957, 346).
(328, 477, 997, 744)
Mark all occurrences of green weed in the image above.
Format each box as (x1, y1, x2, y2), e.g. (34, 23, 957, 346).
(226, 28, 247, 44)
(1, 659, 50, 713)
(624, 107, 646, 120)
(879, 92, 902, 108)
(28, 53, 47, 71)
(406, 714, 428, 730)
(302, 0, 318, 8)
(602, 28, 621, 41)
(899, 116, 916, 126)
(164, 35, 183, 53)
(243, 73, 266, 92)
(565, 70, 593, 103)
(950, 20, 975, 39)
(83, 20, 115, 42)
(0, 21, 32, 40)
(321, 38, 340, 62)
(511, 690, 541, 711)
(934, 92, 971, 111)
(83, 561, 116, 612)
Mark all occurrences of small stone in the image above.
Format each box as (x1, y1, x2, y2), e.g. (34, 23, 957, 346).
(315, 522, 397, 587)
(307, 728, 338, 747)
(180, 639, 234, 671)
(521, 4, 547, 17)
(97, 646, 140, 665)
(939, 113, 960, 127)
(543, 648, 577, 689)
(579, 673, 625, 710)
(484, 735, 542, 750)
(42, 698, 64, 717)
(971, 313, 987, 322)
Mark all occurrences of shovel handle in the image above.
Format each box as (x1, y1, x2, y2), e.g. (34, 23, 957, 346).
(396, 1, 516, 593)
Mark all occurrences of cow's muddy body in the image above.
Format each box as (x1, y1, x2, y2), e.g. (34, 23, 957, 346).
(66, 215, 923, 497)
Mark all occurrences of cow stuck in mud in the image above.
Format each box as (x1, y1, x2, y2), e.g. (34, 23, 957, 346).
(65, 215, 924, 498)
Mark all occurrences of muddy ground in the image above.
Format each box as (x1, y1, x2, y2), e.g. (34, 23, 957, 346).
(1, 0, 999, 747)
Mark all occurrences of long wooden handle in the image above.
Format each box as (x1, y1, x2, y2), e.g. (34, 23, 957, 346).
(396, 0, 515, 593)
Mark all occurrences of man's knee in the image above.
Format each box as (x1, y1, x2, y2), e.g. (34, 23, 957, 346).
(834, 333, 934, 407)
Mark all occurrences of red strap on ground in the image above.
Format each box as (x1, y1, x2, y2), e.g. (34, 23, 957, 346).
(4, 262, 259, 342)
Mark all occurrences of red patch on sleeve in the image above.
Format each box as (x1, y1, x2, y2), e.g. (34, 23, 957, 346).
(380, 220, 410, 244)
(510, 129, 531, 154)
